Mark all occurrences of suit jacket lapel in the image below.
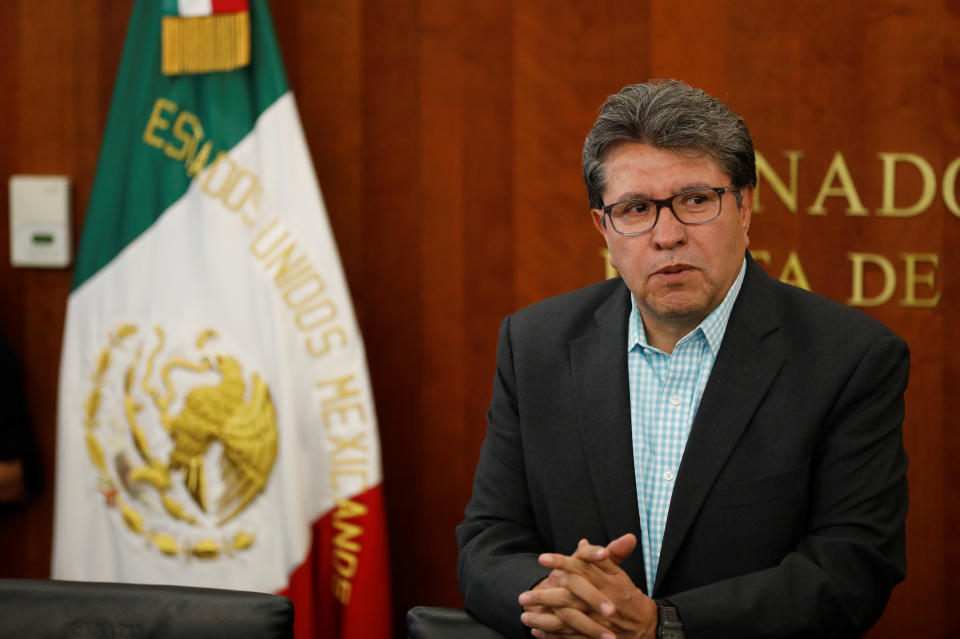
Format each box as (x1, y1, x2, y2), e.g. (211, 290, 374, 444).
(654, 257, 786, 591)
(568, 281, 648, 592)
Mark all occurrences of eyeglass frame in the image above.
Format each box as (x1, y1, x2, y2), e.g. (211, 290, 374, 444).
(600, 185, 740, 236)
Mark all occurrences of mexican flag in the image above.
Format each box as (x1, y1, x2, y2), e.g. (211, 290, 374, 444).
(51, 1, 392, 637)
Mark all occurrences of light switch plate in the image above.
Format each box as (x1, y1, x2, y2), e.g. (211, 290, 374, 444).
(9, 175, 71, 268)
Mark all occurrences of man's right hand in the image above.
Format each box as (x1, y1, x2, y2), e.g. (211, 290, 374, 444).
(518, 535, 657, 639)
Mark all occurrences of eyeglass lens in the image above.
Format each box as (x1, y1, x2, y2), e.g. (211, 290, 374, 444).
(609, 189, 722, 234)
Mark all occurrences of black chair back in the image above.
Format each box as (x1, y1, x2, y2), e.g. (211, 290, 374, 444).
(0, 579, 294, 639)
(406, 606, 507, 639)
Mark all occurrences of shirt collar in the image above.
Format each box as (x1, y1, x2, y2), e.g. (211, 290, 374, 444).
(628, 257, 747, 355)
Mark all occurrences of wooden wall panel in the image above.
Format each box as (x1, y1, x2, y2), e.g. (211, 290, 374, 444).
(1, 0, 956, 636)
(0, 0, 128, 579)
(513, 1, 650, 306)
(942, 8, 960, 635)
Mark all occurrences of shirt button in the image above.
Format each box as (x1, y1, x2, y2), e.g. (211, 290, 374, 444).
(669, 395, 681, 406)
(664, 471, 675, 481)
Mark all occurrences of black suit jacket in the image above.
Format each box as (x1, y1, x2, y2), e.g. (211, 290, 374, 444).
(457, 255, 909, 639)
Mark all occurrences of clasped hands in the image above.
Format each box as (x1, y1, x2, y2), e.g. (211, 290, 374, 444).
(518, 533, 657, 639)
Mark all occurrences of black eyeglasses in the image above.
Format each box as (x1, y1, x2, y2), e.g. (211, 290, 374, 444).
(601, 185, 737, 236)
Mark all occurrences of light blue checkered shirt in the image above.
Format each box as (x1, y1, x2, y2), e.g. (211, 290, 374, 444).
(628, 259, 746, 594)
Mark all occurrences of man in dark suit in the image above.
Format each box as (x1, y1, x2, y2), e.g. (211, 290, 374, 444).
(457, 80, 909, 639)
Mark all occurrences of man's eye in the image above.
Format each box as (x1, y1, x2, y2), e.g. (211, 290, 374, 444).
(625, 201, 650, 214)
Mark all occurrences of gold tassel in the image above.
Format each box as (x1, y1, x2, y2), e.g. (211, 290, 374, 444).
(162, 12, 250, 76)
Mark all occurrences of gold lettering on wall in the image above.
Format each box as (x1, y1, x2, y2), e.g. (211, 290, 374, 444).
(808, 152, 868, 216)
(644, 250, 942, 309)
(876, 153, 936, 217)
(755, 151, 803, 213)
(847, 252, 897, 307)
(751, 147, 960, 217)
(778, 251, 811, 291)
(901, 253, 941, 307)
(942, 156, 960, 217)
(742, 250, 810, 290)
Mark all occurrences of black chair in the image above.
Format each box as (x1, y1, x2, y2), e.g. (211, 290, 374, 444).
(0, 579, 294, 639)
(407, 606, 508, 639)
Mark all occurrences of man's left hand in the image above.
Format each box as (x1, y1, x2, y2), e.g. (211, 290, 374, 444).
(518, 534, 658, 639)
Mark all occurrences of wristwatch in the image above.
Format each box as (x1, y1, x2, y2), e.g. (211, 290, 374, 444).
(655, 600, 685, 639)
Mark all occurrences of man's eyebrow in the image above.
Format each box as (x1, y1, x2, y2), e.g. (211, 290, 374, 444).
(672, 181, 713, 193)
(612, 183, 714, 202)
(612, 191, 649, 201)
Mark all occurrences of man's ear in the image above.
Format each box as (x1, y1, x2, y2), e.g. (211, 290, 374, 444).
(591, 209, 607, 235)
(737, 186, 754, 239)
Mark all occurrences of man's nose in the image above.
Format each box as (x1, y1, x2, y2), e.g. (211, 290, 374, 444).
(651, 204, 687, 249)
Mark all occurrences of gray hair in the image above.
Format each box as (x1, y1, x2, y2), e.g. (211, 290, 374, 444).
(582, 79, 756, 209)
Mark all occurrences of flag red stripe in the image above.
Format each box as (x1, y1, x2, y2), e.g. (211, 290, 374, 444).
(279, 483, 393, 639)
(211, 0, 249, 13)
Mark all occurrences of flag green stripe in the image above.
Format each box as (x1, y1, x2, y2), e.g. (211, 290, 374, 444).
(73, 0, 288, 290)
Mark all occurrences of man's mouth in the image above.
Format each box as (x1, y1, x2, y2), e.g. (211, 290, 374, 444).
(654, 263, 694, 276)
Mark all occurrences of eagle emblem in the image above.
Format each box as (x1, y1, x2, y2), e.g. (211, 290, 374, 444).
(84, 324, 278, 559)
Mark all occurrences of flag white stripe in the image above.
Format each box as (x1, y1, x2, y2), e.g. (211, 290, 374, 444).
(177, 0, 213, 17)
